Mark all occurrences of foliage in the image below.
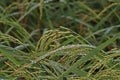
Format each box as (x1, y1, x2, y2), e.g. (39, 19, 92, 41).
(0, 0, 120, 80)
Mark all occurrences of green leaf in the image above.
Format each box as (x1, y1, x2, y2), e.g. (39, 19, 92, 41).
(57, 32, 120, 79)
(0, 45, 22, 66)
(72, 68, 87, 77)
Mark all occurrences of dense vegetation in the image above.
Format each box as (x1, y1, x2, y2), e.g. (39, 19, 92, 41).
(0, 0, 120, 80)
